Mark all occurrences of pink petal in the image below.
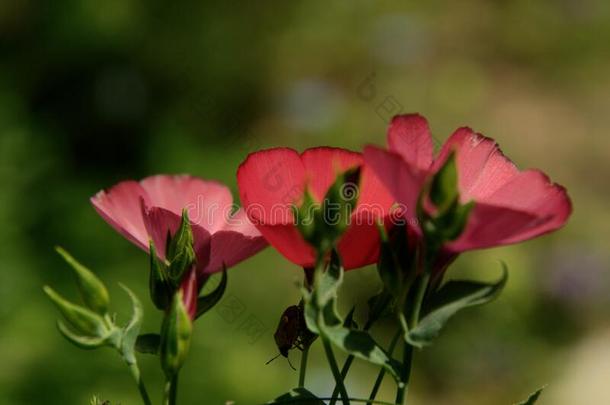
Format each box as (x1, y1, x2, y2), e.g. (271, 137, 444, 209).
(206, 231, 268, 274)
(140, 205, 211, 271)
(336, 213, 385, 270)
(478, 169, 572, 242)
(90, 181, 151, 251)
(448, 203, 540, 251)
(355, 164, 396, 216)
(237, 148, 305, 225)
(434, 128, 519, 201)
(256, 223, 316, 268)
(363, 146, 426, 226)
(387, 114, 435, 171)
(140, 175, 233, 234)
(301, 147, 362, 200)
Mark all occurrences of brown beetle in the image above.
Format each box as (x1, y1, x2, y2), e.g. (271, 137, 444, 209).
(267, 303, 317, 369)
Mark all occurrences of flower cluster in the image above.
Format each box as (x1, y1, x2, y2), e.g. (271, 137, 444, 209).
(45, 113, 571, 405)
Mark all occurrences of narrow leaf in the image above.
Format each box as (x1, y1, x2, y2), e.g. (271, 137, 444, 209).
(135, 333, 161, 355)
(195, 269, 228, 319)
(119, 283, 143, 364)
(515, 387, 545, 405)
(406, 263, 508, 348)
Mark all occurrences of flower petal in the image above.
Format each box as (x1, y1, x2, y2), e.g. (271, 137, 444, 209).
(363, 146, 426, 226)
(301, 147, 362, 200)
(387, 114, 435, 171)
(337, 213, 384, 270)
(206, 231, 268, 274)
(90, 181, 151, 251)
(237, 148, 305, 225)
(140, 205, 211, 271)
(256, 223, 316, 268)
(140, 175, 233, 234)
(434, 128, 519, 201)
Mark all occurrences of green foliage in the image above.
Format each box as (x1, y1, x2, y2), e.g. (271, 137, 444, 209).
(514, 387, 545, 405)
(294, 168, 361, 254)
(405, 263, 509, 348)
(196, 269, 228, 319)
(303, 251, 401, 381)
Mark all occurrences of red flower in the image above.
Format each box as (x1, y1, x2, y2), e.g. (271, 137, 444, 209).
(91, 174, 267, 275)
(237, 147, 395, 270)
(365, 114, 572, 263)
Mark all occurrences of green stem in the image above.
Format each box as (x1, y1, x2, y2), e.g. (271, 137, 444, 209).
(126, 361, 152, 405)
(329, 355, 354, 405)
(394, 343, 413, 405)
(164, 373, 179, 405)
(409, 272, 430, 328)
(298, 344, 310, 388)
(368, 329, 401, 404)
(394, 271, 431, 405)
(330, 310, 382, 403)
(322, 337, 349, 405)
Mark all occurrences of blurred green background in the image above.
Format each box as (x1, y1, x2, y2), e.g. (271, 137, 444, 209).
(1, 1, 609, 404)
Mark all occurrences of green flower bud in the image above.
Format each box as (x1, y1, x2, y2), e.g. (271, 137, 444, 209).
(160, 291, 193, 377)
(55, 247, 110, 315)
(166, 210, 197, 283)
(43, 286, 108, 336)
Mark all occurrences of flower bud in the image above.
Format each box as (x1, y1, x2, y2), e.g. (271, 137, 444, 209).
(55, 247, 110, 315)
(420, 152, 474, 245)
(166, 210, 197, 283)
(294, 167, 361, 254)
(160, 291, 193, 377)
(43, 286, 108, 336)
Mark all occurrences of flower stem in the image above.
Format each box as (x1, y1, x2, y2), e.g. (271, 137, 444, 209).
(394, 343, 413, 405)
(126, 361, 152, 405)
(164, 373, 179, 405)
(395, 271, 430, 405)
(368, 329, 401, 404)
(298, 344, 310, 388)
(322, 337, 349, 405)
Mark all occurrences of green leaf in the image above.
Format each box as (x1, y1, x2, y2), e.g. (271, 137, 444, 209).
(118, 284, 143, 365)
(304, 250, 402, 381)
(55, 247, 110, 315)
(405, 263, 508, 348)
(515, 387, 545, 405)
(195, 268, 227, 319)
(44, 286, 108, 336)
(135, 333, 161, 355)
(267, 388, 325, 404)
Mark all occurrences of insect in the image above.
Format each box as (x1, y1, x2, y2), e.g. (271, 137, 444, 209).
(266, 304, 317, 369)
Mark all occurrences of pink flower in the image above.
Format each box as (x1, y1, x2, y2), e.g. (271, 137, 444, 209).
(91, 175, 268, 276)
(237, 147, 396, 270)
(365, 114, 572, 268)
